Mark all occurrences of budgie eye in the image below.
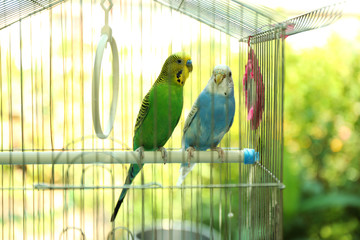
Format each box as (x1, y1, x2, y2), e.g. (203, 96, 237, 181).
(177, 59, 183, 64)
(229, 72, 232, 77)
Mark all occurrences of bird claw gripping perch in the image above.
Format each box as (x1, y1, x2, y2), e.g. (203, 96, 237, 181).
(135, 146, 145, 167)
(186, 146, 195, 168)
(157, 147, 168, 164)
(211, 147, 225, 162)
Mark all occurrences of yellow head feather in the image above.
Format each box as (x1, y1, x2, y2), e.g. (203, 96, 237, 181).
(158, 52, 193, 86)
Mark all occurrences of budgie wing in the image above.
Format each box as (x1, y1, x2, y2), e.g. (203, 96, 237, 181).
(134, 92, 151, 133)
(227, 111, 235, 131)
(178, 101, 199, 186)
(183, 102, 199, 134)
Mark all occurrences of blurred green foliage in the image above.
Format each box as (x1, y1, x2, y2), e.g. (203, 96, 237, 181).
(283, 34, 360, 239)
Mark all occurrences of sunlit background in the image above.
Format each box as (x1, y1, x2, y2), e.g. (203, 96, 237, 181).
(0, 0, 359, 239)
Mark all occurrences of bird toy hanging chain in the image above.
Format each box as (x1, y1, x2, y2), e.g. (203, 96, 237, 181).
(92, 0, 120, 139)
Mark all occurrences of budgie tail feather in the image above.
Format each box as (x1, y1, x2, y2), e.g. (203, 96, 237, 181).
(110, 164, 140, 222)
(176, 163, 196, 186)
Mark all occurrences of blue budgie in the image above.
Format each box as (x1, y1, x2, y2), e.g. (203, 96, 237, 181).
(177, 65, 235, 186)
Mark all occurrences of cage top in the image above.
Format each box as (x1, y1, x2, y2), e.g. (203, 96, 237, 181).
(154, 0, 344, 42)
(154, 0, 285, 40)
(0, 0, 65, 30)
(283, 1, 344, 38)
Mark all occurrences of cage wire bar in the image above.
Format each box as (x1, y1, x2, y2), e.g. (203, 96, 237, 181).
(0, 0, 66, 30)
(0, 0, 343, 239)
(239, 29, 285, 240)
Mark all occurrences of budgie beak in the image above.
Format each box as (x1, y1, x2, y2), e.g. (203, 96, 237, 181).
(215, 74, 225, 85)
(186, 60, 193, 72)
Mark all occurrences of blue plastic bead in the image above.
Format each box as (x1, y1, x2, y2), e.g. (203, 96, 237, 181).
(244, 148, 259, 164)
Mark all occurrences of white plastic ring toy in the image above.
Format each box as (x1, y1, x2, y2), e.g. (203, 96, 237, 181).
(92, 34, 119, 139)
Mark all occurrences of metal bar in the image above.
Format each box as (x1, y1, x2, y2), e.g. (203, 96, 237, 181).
(0, 0, 66, 31)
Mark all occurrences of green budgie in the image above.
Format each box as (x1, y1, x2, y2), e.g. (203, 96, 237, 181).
(110, 52, 193, 221)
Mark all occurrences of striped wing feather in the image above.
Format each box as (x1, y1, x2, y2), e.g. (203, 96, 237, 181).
(134, 92, 151, 133)
(183, 102, 198, 134)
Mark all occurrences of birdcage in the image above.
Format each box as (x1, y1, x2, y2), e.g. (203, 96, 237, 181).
(0, 0, 343, 239)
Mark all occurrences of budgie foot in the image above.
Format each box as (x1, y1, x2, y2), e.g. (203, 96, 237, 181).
(157, 147, 168, 164)
(186, 146, 196, 168)
(211, 147, 225, 162)
(135, 146, 145, 167)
